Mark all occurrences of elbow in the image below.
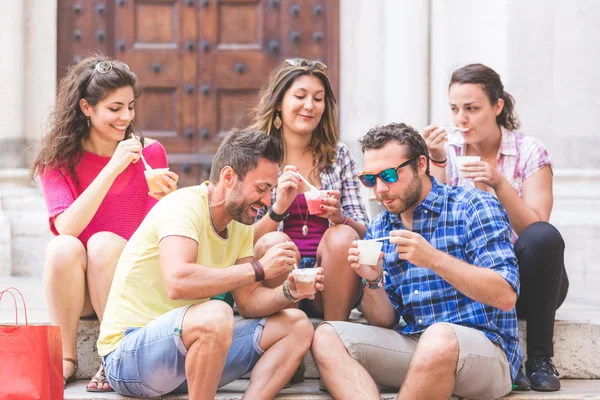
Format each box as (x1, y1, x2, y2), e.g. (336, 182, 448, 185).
(498, 290, 517, 312)
(164, 275, 186, 300)
(235, 303, 256, 319)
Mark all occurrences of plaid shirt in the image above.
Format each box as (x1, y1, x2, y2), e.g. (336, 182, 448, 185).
(446, 127, 552, 243)
(366, 178, 522, 380)
(256, 142, 369, 228)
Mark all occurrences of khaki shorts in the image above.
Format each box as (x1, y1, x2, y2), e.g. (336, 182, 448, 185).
(324, 321, 512, 400)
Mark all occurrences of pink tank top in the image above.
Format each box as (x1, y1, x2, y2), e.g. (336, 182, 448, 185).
(282, 193, 329, 257)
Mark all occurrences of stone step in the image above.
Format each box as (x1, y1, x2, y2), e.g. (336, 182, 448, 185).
(2, 277, 600, 382)
(63, 379, 600, 399)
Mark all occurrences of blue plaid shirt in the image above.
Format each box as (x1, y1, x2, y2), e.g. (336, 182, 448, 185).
(366, 178, 522, 380)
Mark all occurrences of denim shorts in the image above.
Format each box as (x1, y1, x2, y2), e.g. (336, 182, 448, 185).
(103, 305, 267, 397)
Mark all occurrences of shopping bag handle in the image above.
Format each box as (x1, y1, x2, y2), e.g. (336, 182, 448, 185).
(0, 287, 29, 326)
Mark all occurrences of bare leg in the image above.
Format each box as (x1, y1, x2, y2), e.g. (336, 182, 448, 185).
(182, 301, 235, 400)
(244, 309, 313, 399)
(314, 225, 361, 320)
(398, 323, 458, 400)
(85, 231, 127, 390)
(312, 324, 379, 400)
(86, 232, 127, 321)
(43, 235, 90, 382)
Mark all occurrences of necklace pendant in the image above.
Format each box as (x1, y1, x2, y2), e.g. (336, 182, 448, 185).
(302, 224, 308, 236)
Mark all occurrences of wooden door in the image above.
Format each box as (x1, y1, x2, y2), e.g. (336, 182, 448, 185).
(58, 0, 339, 187)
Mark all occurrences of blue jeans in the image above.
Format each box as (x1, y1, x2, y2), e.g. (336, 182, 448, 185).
(103, 305, 267, 397)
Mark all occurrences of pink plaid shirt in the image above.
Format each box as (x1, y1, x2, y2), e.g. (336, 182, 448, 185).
(445, 127, 552, 242)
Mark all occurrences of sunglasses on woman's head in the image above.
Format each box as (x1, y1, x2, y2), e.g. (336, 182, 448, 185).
(284, 58, 328, 73)
(358, 157, 418, 188)
(84, 60, 130, 91)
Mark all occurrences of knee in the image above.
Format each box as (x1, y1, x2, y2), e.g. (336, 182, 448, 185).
(319, 225, 359, 262)
(87, 232, 125, 272)
(44, 235, 86, 275)
(254, 231, 295, 259)
(186, 301, 235, 347)
(279, 308, 314, 346)
(412, 324, 459, 371)
(312, 324, 342, 364)
(517, 222, 564, 252)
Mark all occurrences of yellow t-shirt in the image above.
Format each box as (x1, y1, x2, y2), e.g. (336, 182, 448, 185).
(97, 183, 254, 356)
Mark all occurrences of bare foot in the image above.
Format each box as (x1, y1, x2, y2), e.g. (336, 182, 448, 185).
(86, 364, 113, 392)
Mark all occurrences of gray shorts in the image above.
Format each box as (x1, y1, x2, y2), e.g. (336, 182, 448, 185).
(324, 321, 512, 400)
(103, 305, 267, 397)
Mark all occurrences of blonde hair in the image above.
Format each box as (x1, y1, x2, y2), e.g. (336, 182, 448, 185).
(249, 60, 339, 180)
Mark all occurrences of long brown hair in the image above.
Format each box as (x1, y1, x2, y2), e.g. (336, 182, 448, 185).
(249, 60, 339, 180)
(31, 55, 141, 181)
(449, 63, 520, 131)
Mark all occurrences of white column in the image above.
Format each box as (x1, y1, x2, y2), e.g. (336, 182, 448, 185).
(429, 0, 509, 125)
(340, 0, 430, 169)
(381, 0, 430, 131)
(340, 0, 386, 166)
(24, 0, 58, 164)
(0, 0, 25, 167)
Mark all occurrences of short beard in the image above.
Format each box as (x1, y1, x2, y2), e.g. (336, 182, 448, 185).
(226, 182, 256, 226)
(383, 172, 422, 216)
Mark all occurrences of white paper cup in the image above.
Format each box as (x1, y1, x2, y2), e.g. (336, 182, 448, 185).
(292, 268, 318, 296)
(357, 240, 383, 266)
(455, 156, 480, 178)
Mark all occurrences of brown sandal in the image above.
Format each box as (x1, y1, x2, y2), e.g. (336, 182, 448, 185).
(63, 357, 78, 387)
(86, 364, 114, 393)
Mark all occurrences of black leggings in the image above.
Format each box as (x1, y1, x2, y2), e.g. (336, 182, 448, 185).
(515, 221, 569, 359)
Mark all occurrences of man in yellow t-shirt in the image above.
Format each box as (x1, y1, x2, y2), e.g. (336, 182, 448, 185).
(98, 130, 324, 399)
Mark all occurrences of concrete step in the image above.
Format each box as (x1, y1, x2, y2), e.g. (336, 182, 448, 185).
(2, 277, 600, 382)
(63, 379, 600, 399)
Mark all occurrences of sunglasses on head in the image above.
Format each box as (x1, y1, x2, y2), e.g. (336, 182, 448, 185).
(84, 60, 130, 91)
(358, 157, 419, 188)
(284, 58, 328, 73)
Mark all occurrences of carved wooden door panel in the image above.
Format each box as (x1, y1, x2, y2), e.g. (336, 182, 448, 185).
(58, 0, 339, 187)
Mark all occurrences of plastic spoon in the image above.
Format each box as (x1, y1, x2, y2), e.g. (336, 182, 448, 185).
(439, 126, 468, 132)
(296, 171, 318, 191)
(131, 133, 152, 171)
(366, 236, 392, 242)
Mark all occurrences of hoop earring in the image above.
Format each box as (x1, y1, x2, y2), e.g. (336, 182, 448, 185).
(86, 117, 91, 129)
(273, 111, 282, 130)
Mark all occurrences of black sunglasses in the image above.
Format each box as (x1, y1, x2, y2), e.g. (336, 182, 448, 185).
(284, 58, 328, 73)
(358, 157, 418, 188)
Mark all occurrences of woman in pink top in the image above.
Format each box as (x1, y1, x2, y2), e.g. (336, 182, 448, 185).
(424, 64, 568, 392)
(31, 56, 179, 392)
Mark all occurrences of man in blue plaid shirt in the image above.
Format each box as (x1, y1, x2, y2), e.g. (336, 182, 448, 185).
(312, 123, 521, 399)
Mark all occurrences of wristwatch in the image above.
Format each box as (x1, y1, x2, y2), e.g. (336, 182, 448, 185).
(363, 269, 387, 289)
(268, 206, 288, 222)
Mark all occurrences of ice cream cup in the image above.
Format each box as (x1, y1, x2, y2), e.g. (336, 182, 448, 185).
(304, 190, 329, 215)
(292, 268, 318, 296)
(144, 168, 170, 193)
(357, 240, 383, 266)
(455, 156, 481, 178)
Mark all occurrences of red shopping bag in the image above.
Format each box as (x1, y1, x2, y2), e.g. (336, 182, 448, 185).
(0, 287, 63, 400)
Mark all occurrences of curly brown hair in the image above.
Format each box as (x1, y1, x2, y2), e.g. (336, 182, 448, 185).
(31, 54, 141, 182)
(249, 59, 339, 181)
